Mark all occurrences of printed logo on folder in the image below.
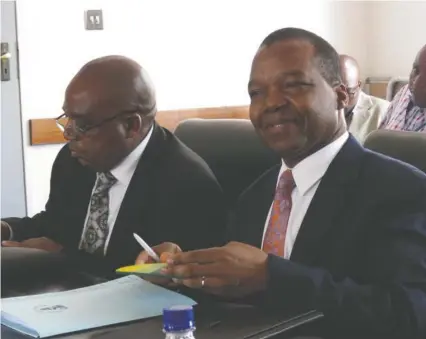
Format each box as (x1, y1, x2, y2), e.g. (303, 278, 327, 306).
(34, 304, 68, 313)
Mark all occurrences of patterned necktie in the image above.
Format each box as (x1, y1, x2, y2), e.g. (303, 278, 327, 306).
(81, 172, 117, 254)
(262, 169, 295, 257)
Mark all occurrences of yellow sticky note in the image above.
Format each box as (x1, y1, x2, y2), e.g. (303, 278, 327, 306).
(116, 263, 167, 275)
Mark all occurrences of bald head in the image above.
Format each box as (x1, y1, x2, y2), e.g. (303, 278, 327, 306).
(62, 55, 157, 172)
(66, 55, 156, 119)
(339, 54, 362, 114)
(340, 55, 360, 88)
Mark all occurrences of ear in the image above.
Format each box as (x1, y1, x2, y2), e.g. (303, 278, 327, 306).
(123, 114, 142, 138)
(335, 84, 349, 110)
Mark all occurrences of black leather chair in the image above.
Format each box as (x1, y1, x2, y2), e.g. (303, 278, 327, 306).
(174, 118, 280, 208)
(364, 129, 426, 173)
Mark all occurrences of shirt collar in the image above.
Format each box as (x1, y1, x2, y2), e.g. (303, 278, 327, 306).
(279, 132, 349, 196)
(108, 125, 154, 186)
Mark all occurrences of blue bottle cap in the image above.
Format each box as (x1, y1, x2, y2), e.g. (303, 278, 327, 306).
(163, 305, 195, 332)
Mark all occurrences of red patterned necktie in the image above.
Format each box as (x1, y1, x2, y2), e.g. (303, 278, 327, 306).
(262, 169, 295, 257)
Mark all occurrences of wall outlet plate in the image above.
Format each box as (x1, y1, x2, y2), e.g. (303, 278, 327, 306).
(84, 9, 103, 30)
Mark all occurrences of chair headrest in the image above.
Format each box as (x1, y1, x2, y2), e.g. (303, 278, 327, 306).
(174, 118, 278, 161)
(175, 118, 280, 206)
(364, 130, 426, 173)
(386, 77, 409, 101)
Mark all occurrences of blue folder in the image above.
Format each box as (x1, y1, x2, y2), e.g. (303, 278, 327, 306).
(1, 275, 196, 338)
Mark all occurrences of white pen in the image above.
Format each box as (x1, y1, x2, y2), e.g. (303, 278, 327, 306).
(133, 233, 160, 262)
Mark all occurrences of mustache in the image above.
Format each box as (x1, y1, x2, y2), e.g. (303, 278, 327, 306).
(258, 103, 310, 137)
(261, 103, 289, 116)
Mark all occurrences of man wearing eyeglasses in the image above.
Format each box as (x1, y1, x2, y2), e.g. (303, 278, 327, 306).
(339, 54, 390, 143)
(1, 55, 226, 274)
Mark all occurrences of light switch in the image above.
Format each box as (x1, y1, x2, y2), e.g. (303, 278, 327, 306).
(85, 9, 104, 30)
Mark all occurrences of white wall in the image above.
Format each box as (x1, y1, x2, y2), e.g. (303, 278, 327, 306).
(365, 1, 426, 77)
(329, 1, 369, 79)
(327, 0, 426, 79)
(17, 0, 350, 216)
(16, 0, 426, 216)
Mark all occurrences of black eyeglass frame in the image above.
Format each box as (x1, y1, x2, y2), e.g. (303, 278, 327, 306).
(55, 105, 155, 135)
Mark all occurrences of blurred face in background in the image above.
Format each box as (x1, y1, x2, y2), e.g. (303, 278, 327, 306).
(410, 45, 426, 108)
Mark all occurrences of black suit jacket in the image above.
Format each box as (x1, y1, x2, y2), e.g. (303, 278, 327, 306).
(5, 123, 226, 273)
(228, 136, 426, 339)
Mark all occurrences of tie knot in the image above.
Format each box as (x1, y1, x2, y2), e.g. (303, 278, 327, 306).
(278, 169, 295, 191)
(94, 172, 117, 193)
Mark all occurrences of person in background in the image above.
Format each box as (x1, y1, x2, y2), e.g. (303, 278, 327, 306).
(339, 54, 389, 143)
(137, 28, 426, 339)
(1, 55, 226, 274)
(380, 44, 426, 131)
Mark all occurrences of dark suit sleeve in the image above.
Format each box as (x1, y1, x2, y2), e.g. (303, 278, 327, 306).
(3, 147, 67, 241)
(62, 170, 227, 279)
(259, 198, 426, 338)
(166, 173, 227, 251)
(178, 180, 226, 251)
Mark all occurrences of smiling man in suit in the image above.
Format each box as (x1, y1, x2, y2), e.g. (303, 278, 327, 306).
(137, 29, 426, 338)
(1, 55, 226, 273)
(339, 54, 389, 143)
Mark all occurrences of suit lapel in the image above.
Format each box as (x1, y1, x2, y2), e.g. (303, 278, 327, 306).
(60, 147, 97, 248)
(106, 123, 168, 255)
(245, 165, 280, 248)
(290, 136, 365, 265)
(349, 92, 373, 135)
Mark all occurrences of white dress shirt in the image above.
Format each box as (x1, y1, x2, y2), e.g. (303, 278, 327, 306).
(262, 132, 349, 259)
(78, 126, 153, 255)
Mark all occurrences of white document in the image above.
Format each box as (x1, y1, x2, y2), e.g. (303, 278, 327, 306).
(1, 275, 196, 338)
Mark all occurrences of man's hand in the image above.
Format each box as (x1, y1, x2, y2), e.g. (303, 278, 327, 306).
(135, 242, 182, 264)
(2, 237, 63, 253)
(135, 242, 182, 286)
(164, 241, 269, 298)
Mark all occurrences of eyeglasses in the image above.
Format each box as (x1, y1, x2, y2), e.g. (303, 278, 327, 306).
(346, 84, 360, 96)
(55, 109, 139, 136)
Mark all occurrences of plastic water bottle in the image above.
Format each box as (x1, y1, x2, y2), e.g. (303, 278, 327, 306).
(163, 305, 196, 339)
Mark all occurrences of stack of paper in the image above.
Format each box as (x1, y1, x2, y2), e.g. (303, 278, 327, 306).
(1, 275, 196, 338)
